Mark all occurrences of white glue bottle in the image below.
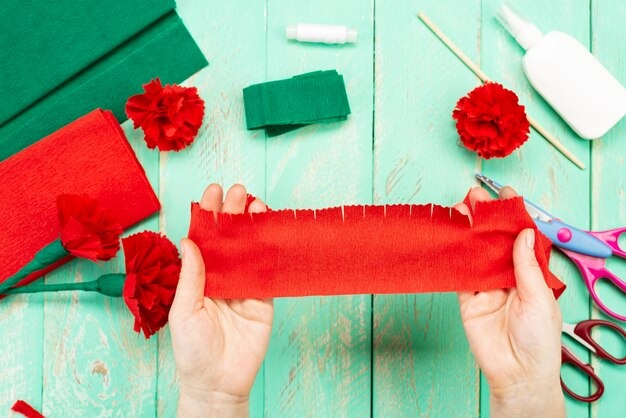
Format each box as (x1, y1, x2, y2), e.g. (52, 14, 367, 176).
(497, 4, 626, 139)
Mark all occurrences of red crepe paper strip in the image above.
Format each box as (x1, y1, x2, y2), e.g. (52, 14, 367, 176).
(244, 193, 258, 213)
(58, 194, 122, 261)
(453, 82, 530, 159)
(11, 400, 44, 418)
(0, 109, 160, 291)
(122, 231, 181, 338)
(188, 196, 564, 298)
(125, 78, 205, 151)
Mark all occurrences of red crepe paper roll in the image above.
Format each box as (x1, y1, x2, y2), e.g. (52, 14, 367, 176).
(188, 196, 564, 298)
(0, 109, 160, 289)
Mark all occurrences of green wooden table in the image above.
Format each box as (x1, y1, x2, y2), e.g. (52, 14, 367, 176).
(1, 0, 625, 416)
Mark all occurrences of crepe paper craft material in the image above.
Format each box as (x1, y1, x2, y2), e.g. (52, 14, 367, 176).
(1, 0, 171, 124)
(453, 83, 530, 159)
(243, 70, 351, 136)
(7, 232, 181, 339)
(10, 400, 44, 418)
(188, 195, 565, 298)
(286, 24, 358, 44)
(0, 109, 160, 292)
(0, 195, 122, 295)
(121, 232, 181, 338)
(416, 12, 585, 170)
(0, 3, 208, 162)
(5, 274, 125, 297)
(126, 78, 205, 151)
(56, 195, 122, 261)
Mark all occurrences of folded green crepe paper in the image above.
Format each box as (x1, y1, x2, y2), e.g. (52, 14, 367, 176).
(0, 0, 175, 125)
(243, 70, 351, 136)
(0, 8, 208, 162)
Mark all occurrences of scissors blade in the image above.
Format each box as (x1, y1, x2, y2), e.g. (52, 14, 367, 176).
(562, 322, 597, 353)
(475, 173, 553, 222)
(474, 173, 613, 259)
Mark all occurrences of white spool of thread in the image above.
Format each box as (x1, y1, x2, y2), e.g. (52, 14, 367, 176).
(286, 24, 357, 44)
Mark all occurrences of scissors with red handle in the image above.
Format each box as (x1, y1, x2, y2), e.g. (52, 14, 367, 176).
(476, 174, 626, 321)
(561, 319, 626, 402)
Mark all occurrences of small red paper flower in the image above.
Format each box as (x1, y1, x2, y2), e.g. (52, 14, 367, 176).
(122, 231, 181, 338)
(453, 82, 530, 159)
(125, 78, 205, 151)
(58, 195, 122, 262)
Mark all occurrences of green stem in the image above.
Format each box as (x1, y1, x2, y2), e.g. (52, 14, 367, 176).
(0, 239, 68, 294)
(4, 273, 126, 297)
(5, 281, 96, 293)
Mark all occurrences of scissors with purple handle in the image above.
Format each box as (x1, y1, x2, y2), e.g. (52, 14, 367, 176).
(561, 319, 626, 402)
(476, 174, 626, 321)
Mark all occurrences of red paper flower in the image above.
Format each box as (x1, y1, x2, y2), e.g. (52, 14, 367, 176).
(122, 231, 181, 338)
(58, 195, 122, 262)
(453, 82, 530, 159)
(125, 78, 205, 151)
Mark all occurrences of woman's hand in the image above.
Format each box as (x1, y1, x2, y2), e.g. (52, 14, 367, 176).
(456, 187, 565, 418)
(169, 184, 274, 418)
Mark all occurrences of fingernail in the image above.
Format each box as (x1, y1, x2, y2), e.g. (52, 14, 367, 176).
(525, 229, 535, 249)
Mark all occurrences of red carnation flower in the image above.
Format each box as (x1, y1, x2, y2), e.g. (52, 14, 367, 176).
(453, 82, 530, 159)
(125, 78, 205, 151)
(121, 231, 181, 338)
(58, 195, 122, 261)
(0, 195, 123, 295)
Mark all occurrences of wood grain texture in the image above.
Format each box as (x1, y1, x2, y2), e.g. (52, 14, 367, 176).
(263, 1, 374, 416)
(373, 1, 481, 416)
(590, 0, 626, 416)
(481, 0, 592, 416)
(0, 295, 43, 414)
(157, 0, 268, 416)
(1, 1, 625, 416)
(40, 121, 159, 417)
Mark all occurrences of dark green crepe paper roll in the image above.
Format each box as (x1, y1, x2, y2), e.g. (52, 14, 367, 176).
(0, 0, 176, 125)
(0, 11, 208, 162)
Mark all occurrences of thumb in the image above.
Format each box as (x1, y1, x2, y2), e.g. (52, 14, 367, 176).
(513, 229, 551, 302)
(170, 238, 206, 320)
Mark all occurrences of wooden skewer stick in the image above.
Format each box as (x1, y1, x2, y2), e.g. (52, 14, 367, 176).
(417, 12, 585, 170)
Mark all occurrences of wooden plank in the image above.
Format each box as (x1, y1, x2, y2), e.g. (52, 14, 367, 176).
(481, 0, 591, 416)
(40, 123, 159, 416)
(4, 2, 621, 416)
(157, 0, 268, 417)
(0, 296, 43, 413)
(263, 0, 373, 416)
(372, 1, 481, 416)
(590, 0, 626, 415)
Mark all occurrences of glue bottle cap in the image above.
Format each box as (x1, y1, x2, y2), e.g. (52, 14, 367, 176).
(496, 3, 543, 50)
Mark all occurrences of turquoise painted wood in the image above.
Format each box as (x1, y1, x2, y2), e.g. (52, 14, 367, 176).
(591, 1, 626, 417)
(481, 1, 592, 416)
(263, 1, 373, 417)
(372, 1, 481, 416)
(0, 0, 625, 416)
